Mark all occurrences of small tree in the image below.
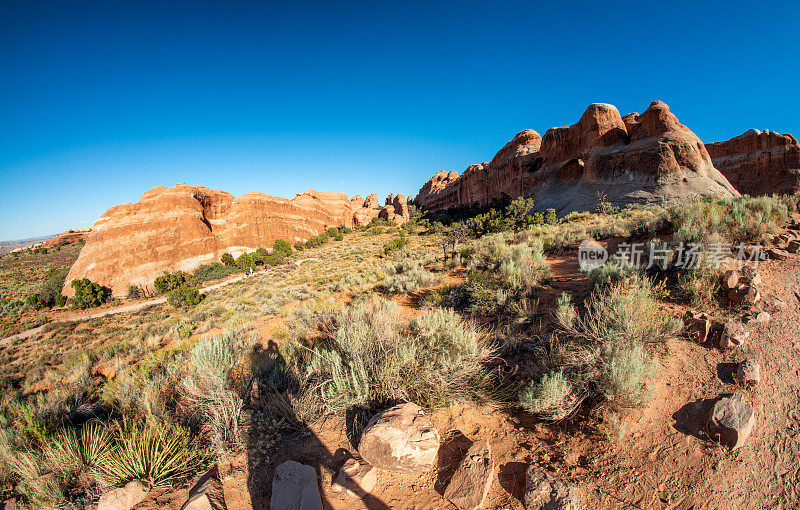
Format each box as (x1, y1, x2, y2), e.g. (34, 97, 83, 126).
(154, 271, 196, 294)
(221, 252, 235, 266)
(235, 253, 255, 272)
(444, 222, 471, 260)
(167, 284, 203, 309)
(69, 279, 109, 309)
(272, 239, 293, 257)
(294, 241, 305, 251)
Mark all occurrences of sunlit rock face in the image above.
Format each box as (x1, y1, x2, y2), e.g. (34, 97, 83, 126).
(415, 101, 739, 213)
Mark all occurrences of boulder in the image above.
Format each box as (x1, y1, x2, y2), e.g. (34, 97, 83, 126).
(443, 439, 494, 510)
(706, 393, 755, 450)
(358, 403, 440, 473)
(684, 310, 712, 344)
(718, 320, 750, 349)
(332, 457, 377, 498)
(735, 358, 760, 387)
(416, 101, 738, 214)
(97, 481, 148, 510)
(270, 461, 322, 510)
(727, 285, 760, 306)
(739, 265, 761, 286)
(706, 129, 800, 196)
(768, 248, 790, 260)
(721, 270, 739, 291)
(524, 466, 582, 510)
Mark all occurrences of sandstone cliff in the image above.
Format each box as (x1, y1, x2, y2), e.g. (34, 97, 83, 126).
(415, 101, 739, 213)
(42, 228, 91, 248)
(706, 129, 800, 196)
(64, 184, 408, 296)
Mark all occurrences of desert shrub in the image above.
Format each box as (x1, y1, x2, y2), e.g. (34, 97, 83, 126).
(181, 331, 257, 457)
(679, 258, 720, 307)
(221, 252, 235, 266)
(69, 279, 109, 309)
(26, 293, 46, 310)
(587, 257, 637, 290)
(167, 284, 203, 310)
(332, 232, 343, 241)
(594, 192, 620, 215)
(287, 300, 496, 417)
(325, 227, 338, 237)
(192, 262, 237, 282)
(382, 234, 409, 255)
(272, 239, 293, 257)
(127, 285, 143, 299)
(519, 370, 581, 420)
(339, 226, 353, 235)
(294, 242, 305, 251)
(305, 233, 329, 248)
(154, 271, 196, 294)
(235, 253, 255, 272)
(525, 275, 681, 419)
(96, 419, 198, 487)
(378, 260, 440, 294)
(262, 253, 286, 267)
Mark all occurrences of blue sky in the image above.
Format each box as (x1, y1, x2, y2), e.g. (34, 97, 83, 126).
(1, 1, 799, 240)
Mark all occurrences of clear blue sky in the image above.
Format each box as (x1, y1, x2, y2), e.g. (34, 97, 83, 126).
(1, 1, 799, 240)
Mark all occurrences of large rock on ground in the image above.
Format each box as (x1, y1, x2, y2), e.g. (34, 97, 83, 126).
(415, 101, 738, 214)
(524, 466, 582, 509)
(443, 438, 494, 510)
(706, 393, 755, 449)
(270, 461, 322, 510)
(706, 129, 800, 196)
(97, 481, 148, 510)
(63, 185, 403, 296)
(358, 402, 440, 473)
(735, 358, 760, 387)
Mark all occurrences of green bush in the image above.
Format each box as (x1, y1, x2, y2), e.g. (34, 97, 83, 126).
(167, 284, 203, 309)
(378, 260, 440, 294)
(332, 232, 343, 241)
(154, 271, 196, 294)
(263, 253, 286, 267)
(69, 279, 109, 309)
(382, 234, 409, 255)
(221, 253, 235, 266)
(235, 253, 255, 271)
(294, 242, 305, 251)
(192, 262, 238, 282)
(26, 293, 46, 310)
(325, 227, 338, 237)
(272, 239, 293, 257)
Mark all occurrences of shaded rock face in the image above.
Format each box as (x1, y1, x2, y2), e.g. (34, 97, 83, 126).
(64, 184, 407, 296)
(415, 101, 738, 213)
(270, 461, 322, 510)
(706, 129, 800, 196)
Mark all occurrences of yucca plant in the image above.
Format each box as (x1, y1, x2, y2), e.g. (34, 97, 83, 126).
(48, 421, 112, 472)
(97, 419, 198, 487)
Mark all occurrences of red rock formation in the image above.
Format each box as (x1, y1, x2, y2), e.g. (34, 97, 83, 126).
(64, 184, 408, 296)
(364, 193, 381, 209)
(43, 228, 91, 248)
(706, 129, 800, 196)
(416, 101, 738, 213)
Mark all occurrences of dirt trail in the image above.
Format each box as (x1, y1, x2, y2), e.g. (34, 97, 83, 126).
(1, 261, 307, 345)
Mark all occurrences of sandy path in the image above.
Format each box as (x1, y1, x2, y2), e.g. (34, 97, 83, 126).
(2, 260, 310, 345)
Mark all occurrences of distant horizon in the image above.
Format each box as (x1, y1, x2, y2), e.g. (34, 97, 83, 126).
(2, 1, 799, 240)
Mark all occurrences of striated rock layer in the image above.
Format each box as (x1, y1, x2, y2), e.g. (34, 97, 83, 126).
(64, 184, 408, 296)
(415, 101, 739, 213)
(706, 129, 800, 196)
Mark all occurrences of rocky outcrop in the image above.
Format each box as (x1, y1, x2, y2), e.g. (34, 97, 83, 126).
(443, 439, 494, 510)
(64, 184, 407, 296)
(706, 129, 800, 196)
(43, 228, 91, 248)
(416, 101, 739, 213)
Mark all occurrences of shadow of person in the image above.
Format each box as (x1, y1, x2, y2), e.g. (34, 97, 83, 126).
(243, 344, 391, 509)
